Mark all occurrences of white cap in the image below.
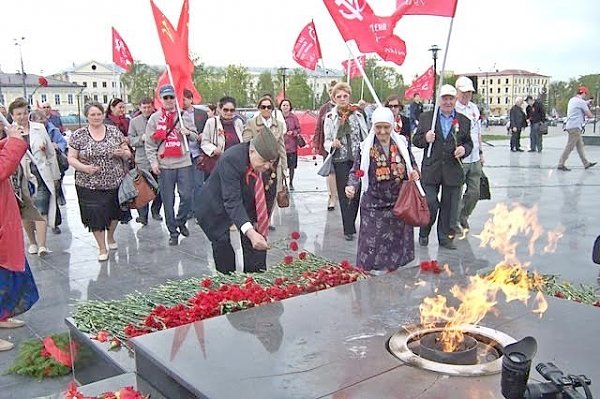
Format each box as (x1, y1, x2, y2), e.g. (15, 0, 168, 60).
(455, 76, 475, 92)
(439, 84, 457, 97)
(371, 106, 394, 126)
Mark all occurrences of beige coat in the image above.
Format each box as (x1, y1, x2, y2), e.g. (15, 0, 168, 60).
(200, 116, 244, 156)
(242, 115, 287, 192)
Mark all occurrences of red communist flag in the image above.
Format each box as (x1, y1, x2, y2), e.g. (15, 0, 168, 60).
(404, 66, 435, 100)
(112, 27, 133, 72)
(341, 55, 366, 79)
(323, 0, 406, 65)
(393, 0, 458, 18)
(150, 0, 201, 105)
(292, 21, 322, 71)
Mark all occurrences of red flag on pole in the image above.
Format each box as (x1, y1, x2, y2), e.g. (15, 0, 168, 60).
(341, 55, 366, 79)
(150, 0, 200, 106)
(292, 21, 322, 71)
(393, 0, 458, 18)
(111, 27, 133, 72)
(276, 89, 285, 104)
(404, 66, 435, 100)
(323, 0, 407, 66)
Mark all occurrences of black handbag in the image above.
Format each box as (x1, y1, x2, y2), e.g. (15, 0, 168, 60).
(55, 148, 69, 173)
(479, 171, 491, 200)
(593, 235, 600, 265)
(297, 134, 307, 148)
(539, 122, 548, 135)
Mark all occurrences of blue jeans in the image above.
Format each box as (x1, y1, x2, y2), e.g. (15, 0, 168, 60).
(530, 122, 542, 152)
(190, 156, 205, 218)
(158, 166, 193, 237)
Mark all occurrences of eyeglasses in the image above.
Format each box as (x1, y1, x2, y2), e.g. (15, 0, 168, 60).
(221, 108, 235, 113)
(162, 96, 175, 100)
(42, 106, 51, 109)
(259, 105, 273, 110)
(387, 104, 401, 109)
(334, 93, 350, 99)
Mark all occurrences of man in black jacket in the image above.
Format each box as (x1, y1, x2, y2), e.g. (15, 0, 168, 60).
(196, 130, 279, 274)
(509, 97, 527, 152)
(413, 85, 473, 250)
(409, 93, 424, 132)
(525, 95, 546, 152)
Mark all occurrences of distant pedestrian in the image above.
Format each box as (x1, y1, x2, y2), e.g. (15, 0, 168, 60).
(279, 99, 302, 191)
(557, 86, 597, 171)
(509, 97, 527, 152)
(525, 95, 546, 152)
(409, 93, 424, 132)
(41, 102, 64, 134)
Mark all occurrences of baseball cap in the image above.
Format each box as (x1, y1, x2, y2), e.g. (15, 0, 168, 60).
(524, 95, 533, 102)
(439, 84, 457, 97)
(159, 84, 176, 98)
(455, 76, 475, 92)
(578, 86, 589, 95)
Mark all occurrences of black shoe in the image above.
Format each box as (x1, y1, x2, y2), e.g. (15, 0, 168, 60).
(135, 217, 148, 226)
(344, 234, 354, 241)
(178, 224, 190, 237)
(289, 184, 295, 191)
(528, 149, 536, 152)
(517, 148, 524, 152)
(327, 206, 335, 211)
(52, 226, 61, 234)
(440, 241, 457, 250)
(151, 212, 163, 221)
(585, 162, 597, 170)
(418, 236, 429, 247)
(557, 165, 571, 171)
(268, 225, 276, 231)
(168, 236, 179, 246)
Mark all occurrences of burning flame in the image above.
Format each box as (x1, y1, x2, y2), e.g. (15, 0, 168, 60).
(419, 204, 562, 352)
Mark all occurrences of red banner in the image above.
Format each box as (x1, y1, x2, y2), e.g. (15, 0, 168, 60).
(404, 66, 435, 100)
(150, 0, 201, 106)
(394, 0, 458, 18)
(292, 21, 322, 71)
(111, 27, 133, 72)
(323, 0, 406, 65)
(341, 55, 366, 79)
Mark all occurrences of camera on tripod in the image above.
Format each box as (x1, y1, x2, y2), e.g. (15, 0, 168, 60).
(501, 336, 593, 399)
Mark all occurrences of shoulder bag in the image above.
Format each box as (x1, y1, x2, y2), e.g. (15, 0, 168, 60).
(277, 174, 290, 208)
(479, 170, 491, 200)
(392, 143, 431, 227)
(196, 117, 220, 173)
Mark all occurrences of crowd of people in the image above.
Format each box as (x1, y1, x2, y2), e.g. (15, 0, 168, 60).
(0, 76, 596, 351)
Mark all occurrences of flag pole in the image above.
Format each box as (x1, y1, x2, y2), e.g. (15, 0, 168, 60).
(360, 76, 365, 100)
(165, 64, 189, 152)
(426, 16, 456, 158)
(346, 48, 352, 84)
(345, 42, 381, 106)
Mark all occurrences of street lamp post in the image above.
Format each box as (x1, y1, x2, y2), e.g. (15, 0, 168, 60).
(428, 45, 440, 108)
(14, 37, 27, 98)
(278, 67, 288, 99)
(594, 84, 599, 134)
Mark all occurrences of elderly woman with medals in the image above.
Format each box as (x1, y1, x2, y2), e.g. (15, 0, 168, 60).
(345, 107, 420, 274)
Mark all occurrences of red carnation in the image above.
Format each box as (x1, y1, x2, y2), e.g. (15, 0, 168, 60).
(312, 155, 317, 160)
(290, 231, 301, 240)
(289, 241, 299, 251)
(298, 251, 307, 260)
(452, 118, 459, 126)
(38, 76, 49, 87)
(340, 259, 352, 269)
(200, 278, 213, 288)
(283, 255, 294, 265)
(354, 169, 365, 178)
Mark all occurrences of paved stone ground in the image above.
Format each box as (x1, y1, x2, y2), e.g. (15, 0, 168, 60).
(1, 127, 599, 398)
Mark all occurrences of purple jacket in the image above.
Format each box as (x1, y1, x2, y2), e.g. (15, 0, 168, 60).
(283, 113, 302, 154)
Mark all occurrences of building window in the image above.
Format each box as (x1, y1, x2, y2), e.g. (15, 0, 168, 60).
(41, 94, 47, 103)
(93, 94, 98, 101)
(92, 82, 97, 88)
(489, 97, 493, 104)
(67, 94, 74, 105)
(481, 79, 485, 85)
(489, 88, 493, 94)
(28, 96, 33, 105)
(72, 81, 77, 85)
(506, 78, 509, 84)
(497, 88, 501, 94)
(497, 78, 501, 84)
(84, 95, 90, 103)
(0, 94, 4, 104)
(505, 97, 509, 104)
(497, 97, 501, 104)
(102, 81, 107, 88)
(103, 95, 108, 104)
(505, 87, 509, 93)
(83, 82, 88, 87)
(112, 82, 117, 88)
(54, 94, 61, 105)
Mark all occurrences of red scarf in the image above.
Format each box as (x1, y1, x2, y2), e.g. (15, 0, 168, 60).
(152, 108, 183, 158)
(108, 114, 129, 135)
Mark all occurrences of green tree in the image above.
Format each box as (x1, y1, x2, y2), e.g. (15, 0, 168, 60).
(346, 57, 405, 104)
(223, 65, 250, 107)
(286, 69, 313, 109)
(256, 71, 275, 99)
(193, 63, 225, 104)
(121, 61, 160, 104)
(319, 85, 330, 105)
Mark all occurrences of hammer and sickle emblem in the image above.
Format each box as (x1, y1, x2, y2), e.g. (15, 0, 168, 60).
(161, 20, 174, 42)
(334, 0, 366, 21)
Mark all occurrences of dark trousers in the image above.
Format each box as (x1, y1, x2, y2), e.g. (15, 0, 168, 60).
(333, 160, 360, 235)
(159, 166, 193, 237)
(137, 171, 163, 220)
(510, 128, 522, 150)
(190, 156, 205, 218)
(530, 122, 542, 152)
(211, 229, 266, 274)
(420, 183, 461, 244)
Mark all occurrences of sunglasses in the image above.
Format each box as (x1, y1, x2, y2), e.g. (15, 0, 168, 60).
(259, 104, 273, 110)
(222, 108, 235, 113)
(387, 104, 401, 108)
(162, 95, 175, 100)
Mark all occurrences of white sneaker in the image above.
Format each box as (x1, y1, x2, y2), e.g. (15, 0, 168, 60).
(0, 339, 14, 351)
(28, 244, 38, 254)
(37, 246, 48, 256)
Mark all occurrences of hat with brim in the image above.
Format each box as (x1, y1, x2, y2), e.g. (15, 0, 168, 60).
(439, 84, 457, 97)
(252, 128, 279, 162)
(159, 84, 176, 98)
(455, 76, 475, 92)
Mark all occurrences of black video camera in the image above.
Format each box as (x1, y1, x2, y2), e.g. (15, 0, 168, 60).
(501, 336, 593, 399)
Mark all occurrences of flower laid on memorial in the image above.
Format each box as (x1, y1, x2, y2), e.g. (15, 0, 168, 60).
(65, 381, 148, 399)
(7, 334, 78, 379)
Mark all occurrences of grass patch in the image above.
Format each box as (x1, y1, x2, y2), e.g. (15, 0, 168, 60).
(482, 134, 510, 141)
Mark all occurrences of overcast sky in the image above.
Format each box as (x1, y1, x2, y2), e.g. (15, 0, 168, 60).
(0, 0, 598, 83)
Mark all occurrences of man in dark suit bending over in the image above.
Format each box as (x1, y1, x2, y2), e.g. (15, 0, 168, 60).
(412, 84, 473, 250)
(196, 129, 279, 274)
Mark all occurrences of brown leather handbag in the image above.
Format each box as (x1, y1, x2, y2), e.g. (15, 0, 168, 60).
(129, 169, 157, 209)
(392, 180, 430, 227)
(277, 177, 290, 208)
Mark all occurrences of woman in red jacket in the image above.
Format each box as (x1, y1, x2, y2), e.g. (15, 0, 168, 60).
(0, 124, 40, 351)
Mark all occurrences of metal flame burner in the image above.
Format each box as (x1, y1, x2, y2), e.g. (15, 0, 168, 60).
(388, 324, 516, 376)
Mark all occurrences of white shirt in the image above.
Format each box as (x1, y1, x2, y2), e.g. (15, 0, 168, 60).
(455, 100, 481, 163)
